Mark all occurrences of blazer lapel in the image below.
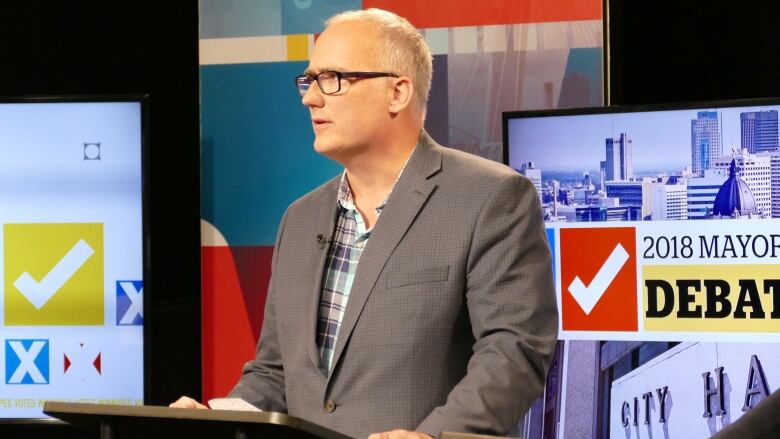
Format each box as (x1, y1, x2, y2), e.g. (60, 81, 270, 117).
(327, 133, 443, 379)
(305, 177, 341, 372)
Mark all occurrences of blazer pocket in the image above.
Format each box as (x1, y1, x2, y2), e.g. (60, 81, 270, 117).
(385, 265, 450, 289)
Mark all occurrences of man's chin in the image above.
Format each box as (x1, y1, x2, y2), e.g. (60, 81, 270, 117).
(313, 139, 336, 157)
(312, 139, 327, 153)
(313, 140, 351, 165)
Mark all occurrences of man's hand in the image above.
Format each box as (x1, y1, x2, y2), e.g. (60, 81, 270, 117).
(169, 396, 209, 409)
(368, 430, 433, 439)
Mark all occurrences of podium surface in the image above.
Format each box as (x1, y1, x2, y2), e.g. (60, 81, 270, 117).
(43, 401, 354, 439)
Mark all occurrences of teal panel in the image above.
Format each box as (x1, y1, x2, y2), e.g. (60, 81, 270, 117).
(281, 0, 361, 35)
(199, 0, 282, 38)
(201, 62, 342, 246)
(558, 48, 603, 108)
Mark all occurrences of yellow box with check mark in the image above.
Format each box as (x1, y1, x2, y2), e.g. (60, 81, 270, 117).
(4, 223, 104, 325)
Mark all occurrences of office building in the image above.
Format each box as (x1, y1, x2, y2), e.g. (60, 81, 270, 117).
(518, 161, 542, 198)
(691, 111, 721, 176)
(687, 171, 728, 219)
(605, 179, 661, 219)
(605, 133, 633, 181)
(741, 110, 779, 153)
(651, 182, 688, 220)
(767, 150, 780, 218)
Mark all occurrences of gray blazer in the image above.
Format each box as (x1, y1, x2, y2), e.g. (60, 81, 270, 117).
(229, 132, 558, 438)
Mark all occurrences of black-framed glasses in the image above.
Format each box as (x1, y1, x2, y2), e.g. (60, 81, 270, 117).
(295, 71, 399, 97)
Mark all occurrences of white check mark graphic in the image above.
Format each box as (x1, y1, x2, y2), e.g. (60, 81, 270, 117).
(13, 239, 95, 310)
(567, 243, 629, 315)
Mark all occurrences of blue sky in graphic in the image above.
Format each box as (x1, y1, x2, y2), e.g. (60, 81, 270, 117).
(508, 105, 780, 170)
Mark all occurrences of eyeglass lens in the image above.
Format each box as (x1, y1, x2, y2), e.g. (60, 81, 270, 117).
(297, 71, 342, 96)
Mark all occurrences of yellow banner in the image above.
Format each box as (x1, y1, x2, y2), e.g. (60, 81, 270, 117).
(643, 264, 780, 332)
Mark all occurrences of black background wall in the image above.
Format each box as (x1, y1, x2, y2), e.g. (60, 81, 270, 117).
(609, 0, 780, 105)
(0, 0, 778, 437)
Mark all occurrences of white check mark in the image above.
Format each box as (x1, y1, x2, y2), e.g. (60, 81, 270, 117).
(567, 243, 629, 315)
(13, 239, 95, 310)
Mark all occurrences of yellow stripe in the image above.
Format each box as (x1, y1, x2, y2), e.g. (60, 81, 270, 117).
(286, 34, 309, 61)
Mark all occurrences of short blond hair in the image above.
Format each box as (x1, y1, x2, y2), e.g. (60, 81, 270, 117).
(326, 8, 433, 114)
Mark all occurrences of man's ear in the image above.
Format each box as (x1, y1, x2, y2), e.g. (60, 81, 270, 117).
(388, 76, 414, 115)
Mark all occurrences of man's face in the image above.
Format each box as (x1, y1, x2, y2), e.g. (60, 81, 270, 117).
(302, 21, 392, 161)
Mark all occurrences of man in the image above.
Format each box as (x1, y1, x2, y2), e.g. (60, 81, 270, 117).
(173, 8, 557, 439)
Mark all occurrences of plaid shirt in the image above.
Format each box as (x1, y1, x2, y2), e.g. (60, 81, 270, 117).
(316, 151, 413, 372)
(316, 173, 384, 372)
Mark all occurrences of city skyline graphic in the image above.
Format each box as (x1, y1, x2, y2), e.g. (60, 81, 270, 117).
(507, 104, 780, 222)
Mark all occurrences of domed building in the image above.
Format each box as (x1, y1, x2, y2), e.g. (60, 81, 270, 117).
(710, 159, 759, 218)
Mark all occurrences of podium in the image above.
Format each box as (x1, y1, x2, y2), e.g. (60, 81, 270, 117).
(43, 402, 354, 439)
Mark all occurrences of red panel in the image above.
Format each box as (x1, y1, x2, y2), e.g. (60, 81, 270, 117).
(231, 246, 274, 343)
(201, 246, 259, 402)
(363, 0, 602, 28)
(560, 227, 638, 331)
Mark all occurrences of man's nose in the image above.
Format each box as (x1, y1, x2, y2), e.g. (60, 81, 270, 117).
(301, 81, 324, 107)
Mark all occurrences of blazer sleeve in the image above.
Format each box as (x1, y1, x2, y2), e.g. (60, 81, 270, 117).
(416, 173, 559, 436)
(226, 208, 289, 412)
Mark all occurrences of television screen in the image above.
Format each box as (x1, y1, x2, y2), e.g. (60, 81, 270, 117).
(504, 99, 780, 438)
(0, 98, 145, 419)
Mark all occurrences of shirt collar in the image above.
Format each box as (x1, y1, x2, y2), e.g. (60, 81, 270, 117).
(336, 144, 417, 214)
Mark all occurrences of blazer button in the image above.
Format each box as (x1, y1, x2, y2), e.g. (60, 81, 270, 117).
(325, 400, 337, 413)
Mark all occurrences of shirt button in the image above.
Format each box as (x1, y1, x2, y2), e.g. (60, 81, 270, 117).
(325, 400, 337, 413)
